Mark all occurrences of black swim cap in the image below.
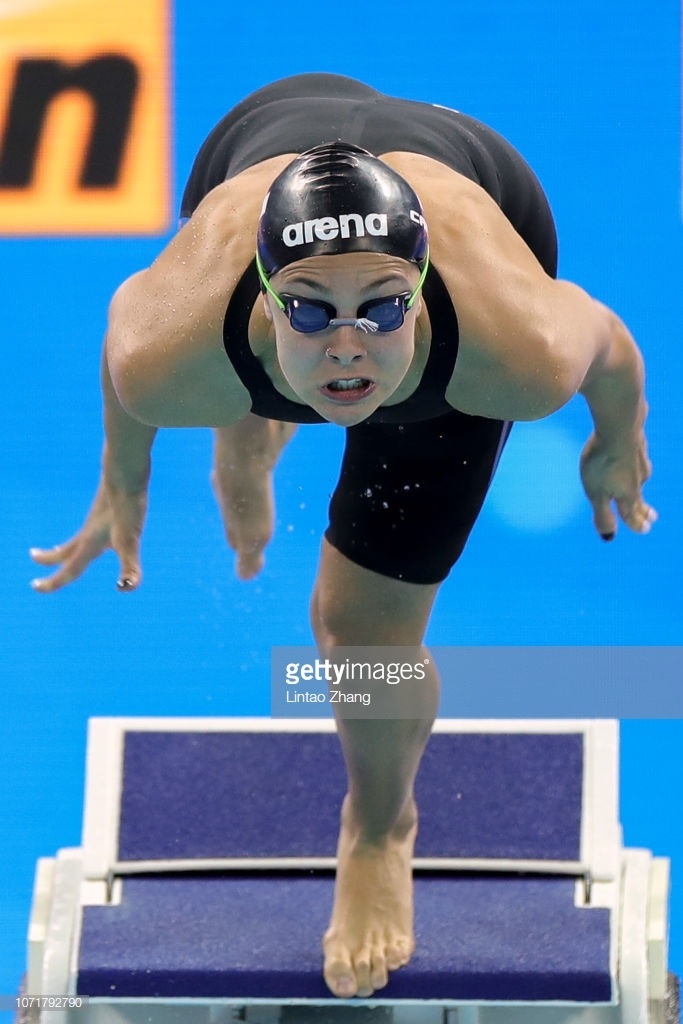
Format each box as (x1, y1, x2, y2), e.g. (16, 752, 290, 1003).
(257, 142, 429, 276)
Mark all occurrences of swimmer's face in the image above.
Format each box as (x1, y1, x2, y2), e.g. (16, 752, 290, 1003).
(262, 252, 423, 426)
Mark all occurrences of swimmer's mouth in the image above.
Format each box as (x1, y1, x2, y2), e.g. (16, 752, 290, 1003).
(320, 378, 377, 402)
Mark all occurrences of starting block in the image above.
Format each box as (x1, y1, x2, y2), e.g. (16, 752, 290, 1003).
(23, 717, 678, 1023)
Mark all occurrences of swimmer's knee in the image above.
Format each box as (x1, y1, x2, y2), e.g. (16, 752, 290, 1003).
(309, 578, 358, 651)
(309, 545, 438, 650)
(309, 582, 336, 651)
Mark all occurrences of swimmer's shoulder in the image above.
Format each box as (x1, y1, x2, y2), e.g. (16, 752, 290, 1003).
(380, 151, 507, 264)
(113, 153, 298, 345)
(106, 155, 297, 427)
(379, 151, 511, 304)
(176, 153, 300, 270)
(382, 152, 568, 421)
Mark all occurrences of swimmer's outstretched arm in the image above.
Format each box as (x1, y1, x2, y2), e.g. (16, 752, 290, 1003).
(31, 180, 270, 591)
(452, 281, 655, 539)
(30, 347, 157, 593)
(437, 185, 655, 540)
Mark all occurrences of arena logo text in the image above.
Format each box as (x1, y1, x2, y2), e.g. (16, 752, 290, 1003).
(282, 212, 389, 247)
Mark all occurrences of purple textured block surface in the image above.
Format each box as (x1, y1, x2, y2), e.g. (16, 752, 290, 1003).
(117, 731, 583, 862)
(77, 873, 610, 1001)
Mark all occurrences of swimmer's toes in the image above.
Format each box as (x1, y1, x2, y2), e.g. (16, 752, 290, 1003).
(353, 942, 395, 997)
(351, 952, 374, 998)
(386, 935, 413, 970)
(367, 947, 390, 993)
(324, 959, 357, 998)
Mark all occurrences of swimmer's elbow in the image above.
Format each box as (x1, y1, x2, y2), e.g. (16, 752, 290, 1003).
(518, 323, 590, 420)
(526, 366, 580, 420)
(448, 330, 579, 422)
(105, 329, 163, 425)
(502, 337, 582, 422)
(525, 281, 623, 419)
(106, 281, 170, 425)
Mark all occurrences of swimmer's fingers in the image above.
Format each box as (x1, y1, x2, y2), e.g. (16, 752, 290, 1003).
(30, 539, 79, 567)
(30, 485, 147, 593)
(30, 540, 85, 592)
(588, 494, 658, 542)
(614, 496, 658, 536)
(588, 496, 618, 542)
(581, 432, 656, 541)
(610, 442, 656, 537)
(31, 531, 143, 593)
(30, 534, 111, 593)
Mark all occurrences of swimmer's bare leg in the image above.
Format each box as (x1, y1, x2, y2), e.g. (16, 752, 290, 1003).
(311, 540, 441, 998)
(211, 414, 297, 579)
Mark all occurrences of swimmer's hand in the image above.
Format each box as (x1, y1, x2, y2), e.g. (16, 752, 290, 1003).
(30, 479, 148, 593)
(580, 430, 656, 540)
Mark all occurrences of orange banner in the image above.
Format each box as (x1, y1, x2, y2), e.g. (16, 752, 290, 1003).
(0, 0, 171, 234)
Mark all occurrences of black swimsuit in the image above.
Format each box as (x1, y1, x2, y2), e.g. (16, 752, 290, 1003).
(180, 74, 558, 584)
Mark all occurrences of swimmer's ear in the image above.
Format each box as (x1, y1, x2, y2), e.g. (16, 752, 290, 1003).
(262, 293, 274, 322)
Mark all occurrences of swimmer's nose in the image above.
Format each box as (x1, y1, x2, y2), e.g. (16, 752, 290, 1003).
(325, 329, 367, 365)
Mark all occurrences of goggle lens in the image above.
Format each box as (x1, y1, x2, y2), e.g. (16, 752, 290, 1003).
(285, 297, 337, 333)
(359, 296, 407, 332)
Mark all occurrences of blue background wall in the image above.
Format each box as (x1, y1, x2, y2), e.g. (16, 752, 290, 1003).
(1, 0, 681, 1005)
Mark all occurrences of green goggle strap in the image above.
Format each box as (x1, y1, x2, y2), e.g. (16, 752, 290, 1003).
(255, 250, 286, 310)
(406, 248, 430, 308)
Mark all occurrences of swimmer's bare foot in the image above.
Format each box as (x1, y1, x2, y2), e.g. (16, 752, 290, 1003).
(323, 796, 417, 998)
(211, 418, 296, 579)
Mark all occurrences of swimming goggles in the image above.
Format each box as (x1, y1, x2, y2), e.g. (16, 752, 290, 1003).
(256, 250, 429, 334)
